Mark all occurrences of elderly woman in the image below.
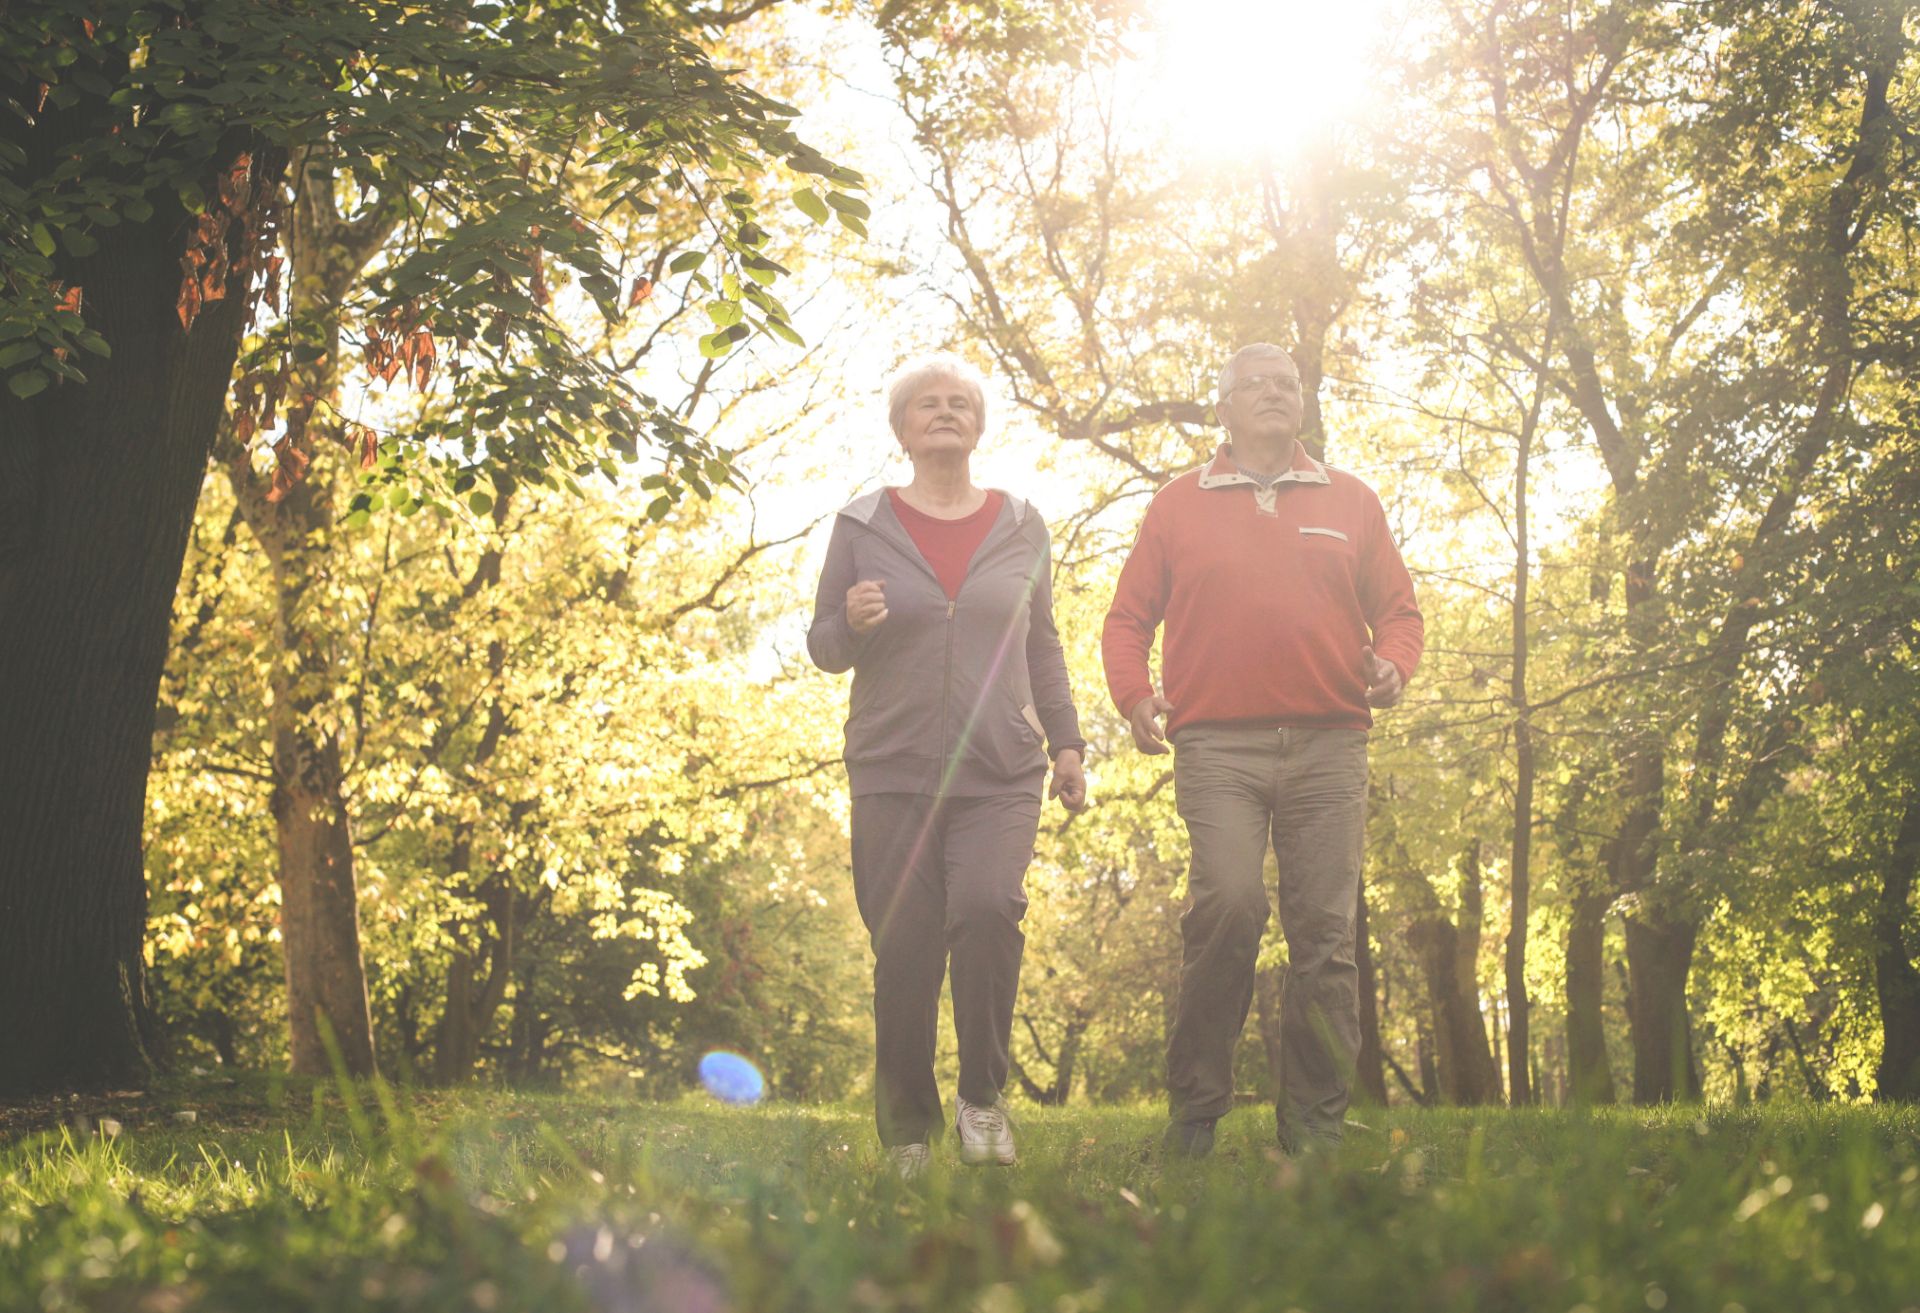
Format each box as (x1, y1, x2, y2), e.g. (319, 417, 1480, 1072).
(808, 355, 1087, 1178)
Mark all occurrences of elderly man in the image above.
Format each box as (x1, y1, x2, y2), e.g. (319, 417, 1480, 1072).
(1101, 343, 1423, 1157)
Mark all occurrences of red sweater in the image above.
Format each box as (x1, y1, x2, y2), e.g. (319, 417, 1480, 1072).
(1102, 444, 1424, 732)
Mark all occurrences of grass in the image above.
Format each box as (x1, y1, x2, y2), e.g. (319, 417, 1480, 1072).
(4, 1076, 1919, 1312)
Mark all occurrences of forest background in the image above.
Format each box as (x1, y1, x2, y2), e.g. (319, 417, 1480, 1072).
(5, 0, 1917, 1114)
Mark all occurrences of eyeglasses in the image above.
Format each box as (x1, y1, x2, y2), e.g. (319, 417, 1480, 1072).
(1228, 373, 1302, 398)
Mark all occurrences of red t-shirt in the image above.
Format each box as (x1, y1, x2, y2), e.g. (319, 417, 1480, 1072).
(887, 488, 1004, 600)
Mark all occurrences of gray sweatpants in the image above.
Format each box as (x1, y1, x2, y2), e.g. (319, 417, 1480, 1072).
(851, 791, 1041, 1147)
(1166, 724, 1368, 1148)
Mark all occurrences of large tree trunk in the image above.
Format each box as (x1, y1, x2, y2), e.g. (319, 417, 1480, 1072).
(1624, 912, 1699, 1102)
(1875, 790, 1920, 1100)
(1564, 882, 1616, 1104)
(1610, 552, 1697, 1103)
(0, 149, 270, 1095)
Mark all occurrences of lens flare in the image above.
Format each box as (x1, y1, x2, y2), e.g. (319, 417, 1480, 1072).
(697, 1050, 765, 1105)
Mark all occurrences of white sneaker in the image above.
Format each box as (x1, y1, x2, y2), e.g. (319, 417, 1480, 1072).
(955, 1097, 1016, 1165)
(886, 1142, 931, 1180)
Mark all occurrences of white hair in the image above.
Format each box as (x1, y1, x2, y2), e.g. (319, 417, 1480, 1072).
(887, 354, 988, 439)
(1216, 343, 1297, 401)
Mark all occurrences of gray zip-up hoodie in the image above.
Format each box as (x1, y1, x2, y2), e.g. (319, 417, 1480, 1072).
(807, 490, 1085, 798)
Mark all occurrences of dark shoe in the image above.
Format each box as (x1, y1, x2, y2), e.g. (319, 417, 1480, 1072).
(1161, 1117, 1216, 1159)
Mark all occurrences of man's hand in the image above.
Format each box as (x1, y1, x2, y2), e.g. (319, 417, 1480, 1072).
(1362, 646, 1403, 709)
(846, 579, 888, 635)
(1048, 748, 1088, 813)
(1127, 694, 1175, 755)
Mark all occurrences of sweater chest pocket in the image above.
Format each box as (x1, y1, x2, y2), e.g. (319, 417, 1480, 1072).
(1293, 525, 1356, 588)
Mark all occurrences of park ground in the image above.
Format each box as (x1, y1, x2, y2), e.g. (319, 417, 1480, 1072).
(4, 1077, 1918, 1312)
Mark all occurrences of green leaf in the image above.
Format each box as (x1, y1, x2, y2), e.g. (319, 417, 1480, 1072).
(668, 250, 705, 274)
(705, 300, 743, 328)
(468, 490, 494, 514)
(646, 494, 672, 521)
(765, 317, 804, 347)
(8, 369, 50, 398)
(834, 211, 868, 238)
(825, 192, 870, 220)
(0, 342, 39, 370)
(30, 224, 55, 258)
(792, 187, 829, 224)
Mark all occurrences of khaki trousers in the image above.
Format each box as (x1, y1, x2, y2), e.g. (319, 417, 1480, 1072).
(851, 791, 1041, 1147)
(1167, 724, 1368, 1148)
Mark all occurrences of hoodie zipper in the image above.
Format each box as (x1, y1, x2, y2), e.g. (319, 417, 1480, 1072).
(941, 597, 956, 779)
(867, 497, 1015, 791)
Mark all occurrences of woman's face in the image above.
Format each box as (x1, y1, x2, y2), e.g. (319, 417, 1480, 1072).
(898, 378, 981, 461)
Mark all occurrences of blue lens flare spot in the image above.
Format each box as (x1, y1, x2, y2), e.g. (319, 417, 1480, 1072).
(697, 1050, 765, 1105)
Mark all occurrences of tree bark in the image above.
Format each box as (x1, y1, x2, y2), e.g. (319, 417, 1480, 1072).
(0, 143, 274, 1095)
(1624, 912, 1699, 1102)
(1875, 789, 1920, 1100)
(1409, 841, 1502, 1105)
(220, 148, 387, 1077)
(433, 878, 516, 1084)
(1564, 882, 1616, 1104)
(1353, 880, 1389, 1105)
(1504, 359, 1548, 1106)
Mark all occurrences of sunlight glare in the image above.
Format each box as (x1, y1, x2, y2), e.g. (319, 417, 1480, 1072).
(1136, 0, 1399, 161)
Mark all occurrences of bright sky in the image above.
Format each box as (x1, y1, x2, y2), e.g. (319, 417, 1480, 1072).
(1132, 0, 1405, 161)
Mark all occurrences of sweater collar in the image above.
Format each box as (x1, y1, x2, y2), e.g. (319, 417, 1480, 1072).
(1196, 441, 1329, 490)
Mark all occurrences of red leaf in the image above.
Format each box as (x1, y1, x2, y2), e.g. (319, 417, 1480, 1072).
(56, 285, 83, 316)
(82, 19, 97, 38)
(265, 435, 311, 504)
(176, 279, 201, 332)
(35, 83, 49, 113)
(628, 277, 653, 308)
(220, 153, 253, 214)
(407, 330, 436, 391)
(358, 425, 379, 470)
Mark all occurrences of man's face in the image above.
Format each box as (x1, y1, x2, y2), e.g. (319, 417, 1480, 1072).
(1214, 354, 1303, 446)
